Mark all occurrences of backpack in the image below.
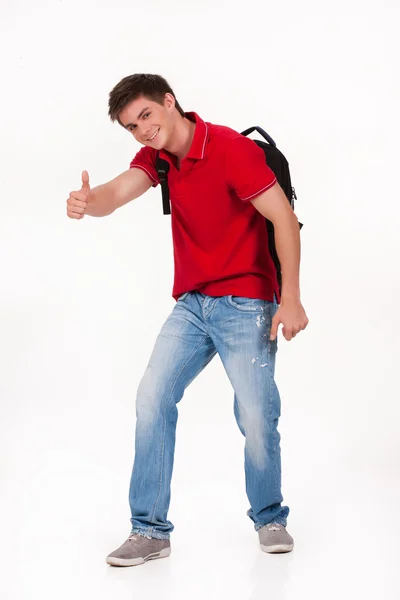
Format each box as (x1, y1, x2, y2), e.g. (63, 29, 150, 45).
(155, 126, 303, 295)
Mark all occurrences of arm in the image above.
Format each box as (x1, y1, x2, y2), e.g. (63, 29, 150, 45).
(67, 168, 153, 219)
(86, 168, 153, 217)
(251, 183, 309, 340)
(251, 182, 301, 301)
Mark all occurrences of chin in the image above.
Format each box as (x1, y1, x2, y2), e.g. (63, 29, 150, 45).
(151, 138, 164, 151)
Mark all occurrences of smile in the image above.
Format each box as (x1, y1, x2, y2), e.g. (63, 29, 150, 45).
(147, 128, 160, 142)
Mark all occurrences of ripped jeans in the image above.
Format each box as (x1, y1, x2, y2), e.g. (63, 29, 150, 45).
(129, 292, 289, 539)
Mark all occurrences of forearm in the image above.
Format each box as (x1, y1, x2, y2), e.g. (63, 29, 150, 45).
(86, 182, 116, 217)
(273, 211, 301, 301)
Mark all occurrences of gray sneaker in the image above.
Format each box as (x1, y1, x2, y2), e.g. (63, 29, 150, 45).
(106, 534, 171, 567)
(258, 523, 294, 553)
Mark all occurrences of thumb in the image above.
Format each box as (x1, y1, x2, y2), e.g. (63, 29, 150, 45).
(269, 315, 279, 341)
(81, 170, 90, 192)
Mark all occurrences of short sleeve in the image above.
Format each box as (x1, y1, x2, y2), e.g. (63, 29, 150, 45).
(225, 136, 277, 201)
(129, 146, 159, 187)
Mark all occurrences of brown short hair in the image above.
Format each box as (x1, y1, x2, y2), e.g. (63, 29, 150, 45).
(108, 74, 185, 124)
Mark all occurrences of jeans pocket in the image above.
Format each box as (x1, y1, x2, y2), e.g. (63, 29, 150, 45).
(226, 295, 267, 312)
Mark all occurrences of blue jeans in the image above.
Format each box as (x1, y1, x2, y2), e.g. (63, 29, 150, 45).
(129, 292, 289, 539)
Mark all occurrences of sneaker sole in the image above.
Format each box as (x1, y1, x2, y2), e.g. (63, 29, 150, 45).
(260, 543, 294, 554)
(106, 547, 171, 567)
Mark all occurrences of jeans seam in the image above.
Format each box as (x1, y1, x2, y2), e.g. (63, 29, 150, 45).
(149, 335, 210, 523)
(203, 297, 220, 320)
(266, 330, 281, 501)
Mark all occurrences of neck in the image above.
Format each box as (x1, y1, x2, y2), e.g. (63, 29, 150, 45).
(164, 116, 196, 159)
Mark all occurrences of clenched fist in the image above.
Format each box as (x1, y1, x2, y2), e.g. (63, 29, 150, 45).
(67, 171, 90, 219)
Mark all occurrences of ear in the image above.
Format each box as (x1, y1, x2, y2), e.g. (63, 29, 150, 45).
(164, 93, 175, 111)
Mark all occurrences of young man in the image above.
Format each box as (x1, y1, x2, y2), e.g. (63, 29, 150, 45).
(66, 74, 308, 567)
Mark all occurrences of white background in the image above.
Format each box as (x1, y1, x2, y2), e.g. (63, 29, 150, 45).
(1, 0, 399, 598)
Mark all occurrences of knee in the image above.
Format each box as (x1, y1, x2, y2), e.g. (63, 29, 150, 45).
(136, 366, 179, 424)
(136, 370, 162, 423)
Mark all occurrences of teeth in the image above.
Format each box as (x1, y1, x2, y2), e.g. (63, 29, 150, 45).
(149, 128, 159, 141)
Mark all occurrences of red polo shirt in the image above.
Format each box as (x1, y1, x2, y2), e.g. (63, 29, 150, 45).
(130, 112, 280, 302)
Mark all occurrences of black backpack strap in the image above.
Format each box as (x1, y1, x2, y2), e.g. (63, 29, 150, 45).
(241, 126, 276, 147)
(155, 152, 171, 215)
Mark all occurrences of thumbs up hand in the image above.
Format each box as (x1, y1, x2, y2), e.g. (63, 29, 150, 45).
(66, 171, 91, 219)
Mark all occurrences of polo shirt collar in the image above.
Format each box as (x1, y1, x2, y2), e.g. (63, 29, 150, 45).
(159, 112, 208, 162)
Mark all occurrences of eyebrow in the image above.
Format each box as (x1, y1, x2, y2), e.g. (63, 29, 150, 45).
(125, 107, 150, 129)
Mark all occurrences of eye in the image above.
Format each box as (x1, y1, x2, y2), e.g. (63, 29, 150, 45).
(143, 112, 151, 120)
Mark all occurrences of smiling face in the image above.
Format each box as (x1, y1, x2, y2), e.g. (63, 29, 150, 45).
(118, 93, 176, 150)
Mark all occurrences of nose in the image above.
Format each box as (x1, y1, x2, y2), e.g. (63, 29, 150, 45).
(139, 122, 151, 140)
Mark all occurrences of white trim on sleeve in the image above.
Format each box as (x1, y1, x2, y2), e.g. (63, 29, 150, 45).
(130, 164, 158, 185)
(241, 177, 277, 201)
